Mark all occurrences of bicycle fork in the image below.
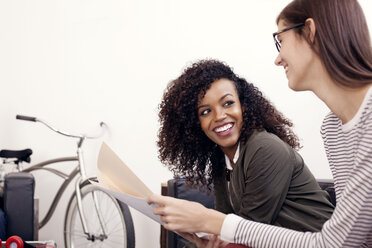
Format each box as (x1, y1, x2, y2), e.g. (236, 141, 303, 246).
(75, 177, 108, 241)
(75, 145, 108, 241)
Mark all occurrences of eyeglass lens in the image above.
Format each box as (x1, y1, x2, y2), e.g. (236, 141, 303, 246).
(273, 23, 304, 52)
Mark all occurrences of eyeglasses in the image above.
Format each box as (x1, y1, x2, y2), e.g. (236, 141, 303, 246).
(273, 23, 305, 52)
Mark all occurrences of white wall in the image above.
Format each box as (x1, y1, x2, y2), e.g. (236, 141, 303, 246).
(1, 0, 371, 247)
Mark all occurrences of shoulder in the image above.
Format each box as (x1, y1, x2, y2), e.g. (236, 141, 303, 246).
(356, 94, 372, 150)
(243, 130, 291, 153)
(349, 86, 372, 130)
(360, 93, 372, 128)
(321, 112, 340, 129)
(343, 88, 372, 135)
(239, 130, 297, 169)
(320, 112, 341, 139)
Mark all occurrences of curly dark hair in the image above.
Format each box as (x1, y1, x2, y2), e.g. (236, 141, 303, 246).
(158, 59, 300, 188)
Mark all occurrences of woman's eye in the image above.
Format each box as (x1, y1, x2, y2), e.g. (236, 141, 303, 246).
(200, 109, 210, 116)
(224, 100, 234, 107)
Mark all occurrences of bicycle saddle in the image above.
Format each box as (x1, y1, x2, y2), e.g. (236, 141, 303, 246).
(0, 149, 33, 163)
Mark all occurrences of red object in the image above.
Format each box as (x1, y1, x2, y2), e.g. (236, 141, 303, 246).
(225, 244, 252, 248)
(5, 236, 24, 248)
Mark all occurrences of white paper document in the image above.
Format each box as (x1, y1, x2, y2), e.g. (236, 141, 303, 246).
(95, 142, 208, 239)
(94, 142, 161, 224)
(90, 181, 161, 223)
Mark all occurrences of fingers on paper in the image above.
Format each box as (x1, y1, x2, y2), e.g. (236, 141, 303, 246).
(180, 233, 224, 248)
(205, 234, 228, 248)
(179, 232, 204, 246)
(147, 193, 172, 205)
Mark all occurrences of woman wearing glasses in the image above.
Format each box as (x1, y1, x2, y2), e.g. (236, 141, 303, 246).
(149, 0, 372, 247)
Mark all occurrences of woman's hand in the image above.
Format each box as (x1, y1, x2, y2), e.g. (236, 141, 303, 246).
(147, 194, 226, 234)
(180, 232, 229, 248)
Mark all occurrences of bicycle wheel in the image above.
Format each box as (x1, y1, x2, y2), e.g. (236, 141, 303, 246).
(64, 183, 135, 248)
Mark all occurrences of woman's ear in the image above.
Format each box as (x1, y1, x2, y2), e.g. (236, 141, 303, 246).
(305, 18, 316, 43)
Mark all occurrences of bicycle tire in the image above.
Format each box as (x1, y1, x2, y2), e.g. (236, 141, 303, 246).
(64, 183, 135, 248)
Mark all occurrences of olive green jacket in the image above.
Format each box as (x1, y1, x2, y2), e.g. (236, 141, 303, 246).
(213, 130, 334, 232)
(184, 130, 334, 247)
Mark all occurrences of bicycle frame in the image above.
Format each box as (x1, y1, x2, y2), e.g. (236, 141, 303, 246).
(17, 115, 107, 239)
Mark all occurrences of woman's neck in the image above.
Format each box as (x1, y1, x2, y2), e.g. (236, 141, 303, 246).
(221, 144, 238, 165)
(312, 75, 371, 124)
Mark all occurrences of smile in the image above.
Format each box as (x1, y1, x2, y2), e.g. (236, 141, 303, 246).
(214, 123, 234, 133)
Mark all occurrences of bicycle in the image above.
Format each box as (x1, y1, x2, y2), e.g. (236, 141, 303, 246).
(0, 115, 135, 248)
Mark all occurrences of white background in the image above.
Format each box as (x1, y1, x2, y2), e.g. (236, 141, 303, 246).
(0, 0, 371, 247)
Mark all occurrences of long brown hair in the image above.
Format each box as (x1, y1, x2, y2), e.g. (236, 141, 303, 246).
(277, 0, 372, 88)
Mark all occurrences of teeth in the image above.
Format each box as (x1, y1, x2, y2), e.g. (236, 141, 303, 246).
(215, 123, 233, 133)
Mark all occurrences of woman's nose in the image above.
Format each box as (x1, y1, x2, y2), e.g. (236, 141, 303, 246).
(274, 53, 282, 66)
(214, 108, 227, 121)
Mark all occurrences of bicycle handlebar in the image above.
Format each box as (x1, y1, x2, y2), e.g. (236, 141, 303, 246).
(16, 115, 37, 122)
(16, 114, 107, 141)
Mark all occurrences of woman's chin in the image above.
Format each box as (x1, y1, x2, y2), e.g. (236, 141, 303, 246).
(288, 80, 303, 92)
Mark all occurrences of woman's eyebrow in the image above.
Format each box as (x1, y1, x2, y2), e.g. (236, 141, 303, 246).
(197, 93, 234, 109)
(220, 93, 233, 101)
(197, 104, 208, 109)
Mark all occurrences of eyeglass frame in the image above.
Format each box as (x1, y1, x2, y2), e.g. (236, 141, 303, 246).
(273, 23, 305, 52)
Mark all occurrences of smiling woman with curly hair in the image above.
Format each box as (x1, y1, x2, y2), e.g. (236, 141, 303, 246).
(157, 59, 333, 239)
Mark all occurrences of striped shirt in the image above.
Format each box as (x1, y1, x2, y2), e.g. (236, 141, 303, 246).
(220, 87, 372, 247)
